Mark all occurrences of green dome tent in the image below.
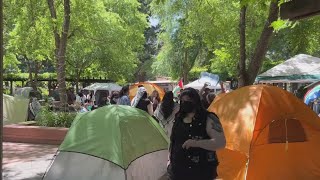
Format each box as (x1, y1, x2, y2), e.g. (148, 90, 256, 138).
(43, 105, 169, 180)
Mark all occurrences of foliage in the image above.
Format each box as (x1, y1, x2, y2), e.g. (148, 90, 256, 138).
(152, 0, 320, 83)
(4, 73, 57, 79)
(4, 0, 148, 86)
(188, 66, 209, 81)
(36, 107, 76, 128)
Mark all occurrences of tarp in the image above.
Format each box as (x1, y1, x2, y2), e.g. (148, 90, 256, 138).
(44, 105, 169, 180)
(256, 54, 320, 83)
(3, 94, 29, 124)
(129, 82, 165, 100)
(83, 83, 122, 94)
(185, 72, 221, 90)
(304, 85, 320, 105)
(208, 85, 320, 180)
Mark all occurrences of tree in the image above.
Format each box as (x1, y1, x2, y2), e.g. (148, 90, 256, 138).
(151, 0, 205, 83)
(5, 0, 54, 90)
(136, 0, 161, 81)
(238, 0, 279, 87)
(64, 0, 147, 88)
(47, 0, 71, 105)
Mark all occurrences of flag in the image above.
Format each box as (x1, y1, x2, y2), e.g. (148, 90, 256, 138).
(178, 79, 184, 89)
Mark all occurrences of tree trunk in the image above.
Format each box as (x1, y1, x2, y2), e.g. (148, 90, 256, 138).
(238, 6, 249, 87)
(26, 57, 34, 88)
(31, 62, 40, 90)
(47, 0, 71, 106)
(247, 1, 279, 84)
(238, 1, 279, 87)
(75, 71, 80, 93)
(57, 0, 71, 105)
(183, 49, 189, 84)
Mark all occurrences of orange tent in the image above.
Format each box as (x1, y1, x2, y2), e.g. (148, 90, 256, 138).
(212, 92, 227, 103)
(208, 85, 320, 180)
(129, 82, 165, 100)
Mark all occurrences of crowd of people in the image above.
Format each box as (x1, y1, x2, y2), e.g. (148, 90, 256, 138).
(124, 84, 225, 180)
(53, 83, 225, 180)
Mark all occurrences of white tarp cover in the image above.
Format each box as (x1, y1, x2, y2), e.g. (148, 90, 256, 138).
(43, 150, 168, 180)
(185, 72, 221, 90)
(83, 83, 122, 93)
(3, 94, 29, 124)
(257, 54, 320, 83)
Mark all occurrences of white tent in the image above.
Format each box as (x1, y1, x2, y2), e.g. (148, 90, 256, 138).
(83, 83, 122, 94)
(185, 79, 222, 90)
(185, 72, 221, 90)
(256, 54, 320, 83)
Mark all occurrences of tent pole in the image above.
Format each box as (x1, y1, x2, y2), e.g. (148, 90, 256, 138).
(0, 0, 4, 178)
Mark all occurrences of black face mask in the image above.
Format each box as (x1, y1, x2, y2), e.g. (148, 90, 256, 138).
(180, 101, 195, 113)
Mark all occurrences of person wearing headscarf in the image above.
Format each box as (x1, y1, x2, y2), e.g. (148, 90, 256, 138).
(154, 91, 179, 137)
(131, 87, 153, 115)
(131, 87, 146, 107)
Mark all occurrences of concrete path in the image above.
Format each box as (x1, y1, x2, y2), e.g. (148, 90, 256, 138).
(3, 142, 58, 180)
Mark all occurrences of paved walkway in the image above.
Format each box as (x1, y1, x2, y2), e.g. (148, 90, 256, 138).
(3, 142, 58, 180)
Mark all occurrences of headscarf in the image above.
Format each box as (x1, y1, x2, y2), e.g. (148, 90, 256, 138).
(131, 87, 146, 107)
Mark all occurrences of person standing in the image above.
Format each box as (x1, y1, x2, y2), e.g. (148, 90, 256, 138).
(118, 85, 131, 105)
(168, 88, 226, 180)
(154, 91, 179, 137)
(149, 90, 161, 111)
(132, 87, 153, 115)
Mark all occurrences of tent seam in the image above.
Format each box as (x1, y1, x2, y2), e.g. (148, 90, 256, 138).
(248, 86, 264, 155)
(58, 149, 168, 170)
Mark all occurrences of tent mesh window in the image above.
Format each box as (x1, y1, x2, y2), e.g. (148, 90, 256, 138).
(268, 119, 307, 144)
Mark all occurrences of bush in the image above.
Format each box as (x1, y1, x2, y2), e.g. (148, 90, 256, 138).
(36, 107, 76, 128)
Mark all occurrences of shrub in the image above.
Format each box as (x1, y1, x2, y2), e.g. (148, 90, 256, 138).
(36, 107, 76, 128)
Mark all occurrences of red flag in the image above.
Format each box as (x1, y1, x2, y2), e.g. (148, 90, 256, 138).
(178, 78, 184, 89)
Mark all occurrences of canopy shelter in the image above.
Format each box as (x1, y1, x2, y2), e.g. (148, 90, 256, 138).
(208, 85, 320, 180)
(185, 72, 221, 90)
(129, 82, 165, 100)
(83, 83, 122, 94)
(256, 54, 320, 83)
(43, 105, 169, 180)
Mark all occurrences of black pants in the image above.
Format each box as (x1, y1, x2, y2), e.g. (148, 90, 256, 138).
(167, 164, 218, 180)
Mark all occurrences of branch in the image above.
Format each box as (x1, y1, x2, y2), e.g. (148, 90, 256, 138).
(68, 28, 77, 39)
(47, 0, 60, 50)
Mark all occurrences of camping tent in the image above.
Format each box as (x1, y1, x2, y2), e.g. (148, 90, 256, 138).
(3, 94, 29, 124)
(129, 82, 165, 100)
(43, 105, 169, 180)
(256, 54, 320, 83)
(208, 85, 320, 180)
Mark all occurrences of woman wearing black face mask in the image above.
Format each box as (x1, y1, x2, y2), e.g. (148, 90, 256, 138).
(167, 88, 226, 180)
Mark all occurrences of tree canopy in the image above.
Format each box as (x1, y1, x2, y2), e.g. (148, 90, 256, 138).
(3, 0, 320, 91)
